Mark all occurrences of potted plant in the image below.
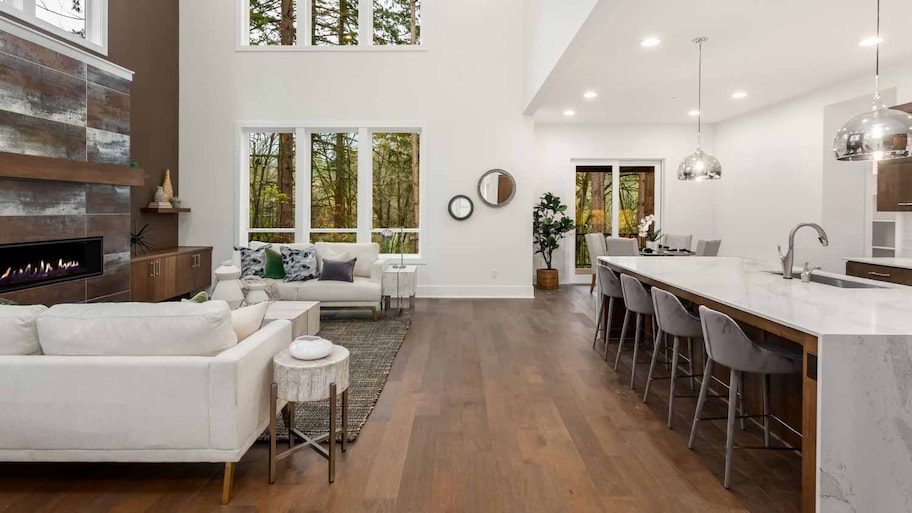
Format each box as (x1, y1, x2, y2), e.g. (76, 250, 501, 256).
(533, 192, 574, 290)
(638, 215, 661, 251)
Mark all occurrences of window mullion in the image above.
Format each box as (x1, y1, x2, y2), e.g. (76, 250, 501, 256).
(299, 128, 312, 243)
(358, 0, 372, 46)
(239, 131, 252, 246)
(301, 0, 312, 46)
(357, 128, 372, 243)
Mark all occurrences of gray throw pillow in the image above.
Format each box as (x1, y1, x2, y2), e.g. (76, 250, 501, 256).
(281, 246, 319, 282)
(235, 244, 271, 277)
(319, 258, 357, 282)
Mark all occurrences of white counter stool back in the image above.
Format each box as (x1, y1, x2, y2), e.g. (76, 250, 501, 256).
(593, 264, 625, 361)
(644, 288, 703, 428)
(615, 274, 656, 389)
(688, 306, 803, 489)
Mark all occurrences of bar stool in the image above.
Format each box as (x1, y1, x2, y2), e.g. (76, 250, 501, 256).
(644, 288, 702, 428)
(614, 274, 656, 389)
(592, 264, 624, 361)
(688, 306, 803, 489)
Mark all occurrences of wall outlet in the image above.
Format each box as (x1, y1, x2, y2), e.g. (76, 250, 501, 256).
(491, 269, 497, 279)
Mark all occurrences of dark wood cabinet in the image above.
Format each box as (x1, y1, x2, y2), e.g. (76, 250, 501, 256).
(876, 159, 912, 212)
(846, 261, 912, 286)
(131, 247, 213, 302)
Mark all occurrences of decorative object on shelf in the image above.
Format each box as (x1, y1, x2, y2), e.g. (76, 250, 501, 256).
(448, 195, 474, 221)
(211, 261, 245, 309)
(834, 0, 912, 161)
(130, 223, 154, 254)
(289, 336, 334, 361)
(244, 280, 270, 305)
(533, 192, 574, 290)
(478, 169, 516, 207)
(678, 37, 722, 181)
(638, 215, 661, 250)
(380, 228, 406, 269)
(162, 169, 175, 202)
(170, 196, 182, 208)
(148, 186, 172, 209)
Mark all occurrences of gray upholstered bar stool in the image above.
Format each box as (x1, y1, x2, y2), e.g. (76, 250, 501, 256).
(592, 264, 625, 361)
(614, 274, 656, 389)
(688, 306, 803, 489)
(643, 288, 702, 428)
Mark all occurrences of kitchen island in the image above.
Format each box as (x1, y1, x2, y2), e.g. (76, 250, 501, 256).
(598, 256, 912, 513)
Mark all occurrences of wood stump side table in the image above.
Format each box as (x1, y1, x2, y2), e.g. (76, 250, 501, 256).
(269, 346, 350, 484)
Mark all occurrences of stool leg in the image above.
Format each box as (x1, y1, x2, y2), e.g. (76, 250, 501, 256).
(341, 388, 349, 453)
(688, 359, 713, 449)
(688, 338, 696, 391)
(643, 327, 663, 403)
(269, 383, 277, 484)
(329, 382, 337, 484)
(603, 297, 614, 349)
(738, 372, 746, 431)
(667, 336, 681, 428)
(288, 402, 295, 450)
(724, 370, 741, 489)
(630, 313, 643, 388)
(613, 310, 630, 369)
(592, 297, 606, 349)
(762, 373, 771, 448)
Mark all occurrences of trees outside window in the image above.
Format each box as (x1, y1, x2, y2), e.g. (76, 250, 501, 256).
(373, 0, 420, 45)
(310, 133, 358, 242)
(248, 132, 295, 243)
(0, 0, 106, 53)
(371, 133, 419, 254)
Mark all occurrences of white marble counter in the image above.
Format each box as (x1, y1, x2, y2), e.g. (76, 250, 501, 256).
(597, 256, 912, 513)
(845, 256, 912, 270)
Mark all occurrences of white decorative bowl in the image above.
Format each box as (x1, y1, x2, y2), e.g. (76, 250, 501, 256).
(289, 336, 334, 361)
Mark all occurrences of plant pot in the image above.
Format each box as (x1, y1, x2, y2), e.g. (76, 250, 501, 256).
(536, 269, 559, 290)
(646, 241, 659, 251)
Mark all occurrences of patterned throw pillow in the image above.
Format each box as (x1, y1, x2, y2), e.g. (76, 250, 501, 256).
(235, 244, 271, 277)
(281, 246, 319, 282)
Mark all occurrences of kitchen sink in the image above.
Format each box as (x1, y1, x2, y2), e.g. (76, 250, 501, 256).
(766, 271, 885, 289)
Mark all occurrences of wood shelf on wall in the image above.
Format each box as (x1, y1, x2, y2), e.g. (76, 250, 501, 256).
(0, 151, 145, 186)
(141, 206, 191, 214)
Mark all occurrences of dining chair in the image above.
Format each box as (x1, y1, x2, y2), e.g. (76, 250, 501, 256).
(605, 237, 639, 256)
(695, 239, 722, 256)
(663, 234, 693, 252)
(584, 233, 608, 294)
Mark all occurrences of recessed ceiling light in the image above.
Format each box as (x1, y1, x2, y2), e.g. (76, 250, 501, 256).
(583, 91, 598, 99)
(563, 109, 576, 117)
(731, 91, 748, 99)
(859, 36, 883, 46)
(688, 110, 700, 116)
(640, 37, 661, 47)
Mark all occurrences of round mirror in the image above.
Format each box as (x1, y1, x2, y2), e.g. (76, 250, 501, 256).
(448, 195, 474, 221)
(477, 169, 516, 208)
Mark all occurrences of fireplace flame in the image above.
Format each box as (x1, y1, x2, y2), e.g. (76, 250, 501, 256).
(0, 259, 81, 285)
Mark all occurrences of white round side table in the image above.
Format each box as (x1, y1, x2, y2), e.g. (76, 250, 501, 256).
(269, 346, 350, 484)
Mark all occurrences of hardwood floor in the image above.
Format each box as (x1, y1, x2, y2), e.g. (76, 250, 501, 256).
(0, 287, 801, 512)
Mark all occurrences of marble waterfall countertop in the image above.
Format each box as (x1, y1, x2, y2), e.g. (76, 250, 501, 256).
(845, 256, 912, 270)
(597, 256, 912, 337)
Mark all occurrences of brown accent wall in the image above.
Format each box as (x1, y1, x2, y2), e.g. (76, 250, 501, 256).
(107, 0, 180, 251)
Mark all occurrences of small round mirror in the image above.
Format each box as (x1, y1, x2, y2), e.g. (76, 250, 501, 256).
(448, 195, 474, 221)
(477, 169, 516, 208)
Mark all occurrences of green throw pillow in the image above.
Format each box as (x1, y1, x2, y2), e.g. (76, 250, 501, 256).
(190, 291, 209, 303)
(264, 248, 286, 279)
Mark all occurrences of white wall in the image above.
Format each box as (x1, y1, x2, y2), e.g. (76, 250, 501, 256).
(179, 0, 536, 298)
(523, 0, 599, 111)
(533, 123, 720, 281)
(714, 60, 912, 271)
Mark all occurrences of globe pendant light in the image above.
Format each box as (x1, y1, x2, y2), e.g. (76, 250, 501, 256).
(834, 0, 912, 161)
(678, 37, 721, 181)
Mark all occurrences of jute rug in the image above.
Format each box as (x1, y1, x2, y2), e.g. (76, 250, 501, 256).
(261, 314, 410, 442)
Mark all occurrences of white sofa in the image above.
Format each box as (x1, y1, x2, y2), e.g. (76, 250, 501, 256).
(0, 302, 292, 504)
(241, 241, 388, 318)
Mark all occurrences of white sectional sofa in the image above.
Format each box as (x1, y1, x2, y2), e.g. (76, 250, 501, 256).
(241, 241, 388, 318)
(0, 301, 292, 504)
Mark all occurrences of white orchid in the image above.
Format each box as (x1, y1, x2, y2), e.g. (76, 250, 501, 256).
(637, 214, 656, 238)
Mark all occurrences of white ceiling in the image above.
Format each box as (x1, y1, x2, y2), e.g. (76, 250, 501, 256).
(530, 0, 912, 124)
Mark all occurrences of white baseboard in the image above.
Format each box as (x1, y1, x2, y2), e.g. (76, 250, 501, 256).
(416, 285, 534, 299)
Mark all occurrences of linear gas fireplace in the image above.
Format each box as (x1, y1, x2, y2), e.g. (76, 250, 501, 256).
(0, 237, 104, 294)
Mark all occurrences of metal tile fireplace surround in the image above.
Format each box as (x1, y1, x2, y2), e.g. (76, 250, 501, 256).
(0, 237, 104, 294)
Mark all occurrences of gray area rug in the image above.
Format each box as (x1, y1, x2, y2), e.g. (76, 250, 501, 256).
(261, 315, 410, 442)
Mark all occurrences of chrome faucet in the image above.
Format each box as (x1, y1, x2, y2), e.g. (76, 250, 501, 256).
(778, 223, 829, 279)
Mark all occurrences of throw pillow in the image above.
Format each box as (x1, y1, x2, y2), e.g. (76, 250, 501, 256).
(319, 258, 357, 283)
(189, 291, 209, 303)
(264, 247, 286, 279)
(230, 301, 269, 342)
(281, 246, 319, 282)
(0, 298, 19, 305)
(235, 244, 271, 277)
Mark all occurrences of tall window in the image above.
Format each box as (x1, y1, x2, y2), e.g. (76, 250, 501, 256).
(243, 0, 420, 47)
(242, 127, 423, 256)
(0, 0, 107, 53)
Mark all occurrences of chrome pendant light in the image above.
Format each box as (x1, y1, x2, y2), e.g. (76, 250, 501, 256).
(678, 37, 721, 181)
(834, 0, 912, 161)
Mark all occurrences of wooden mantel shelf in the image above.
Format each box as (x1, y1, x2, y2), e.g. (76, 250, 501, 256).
(0, 151, 145, 186)
(141, 206, 191, 214)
